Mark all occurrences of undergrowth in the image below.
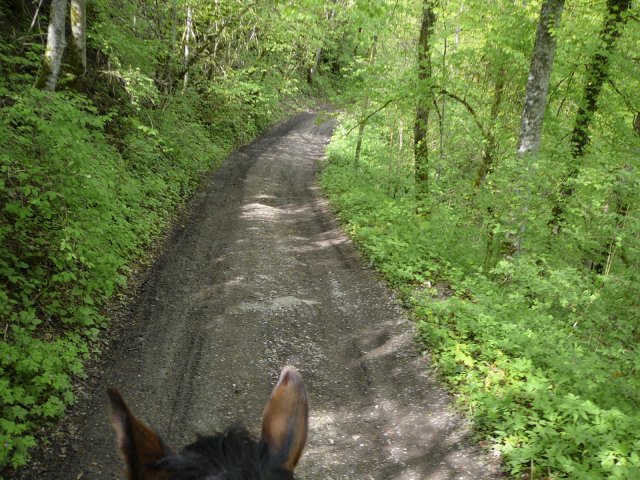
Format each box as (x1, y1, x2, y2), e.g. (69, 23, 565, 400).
(0, 53, 300, 473)
(320, 118, 640, 479)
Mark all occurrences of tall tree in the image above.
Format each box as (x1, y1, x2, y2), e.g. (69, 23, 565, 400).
(37, 0, 68, 91)
(551, 0, 632, 227)
(570, 0, 632, 158)
(414, 0, 437, 198)
(182, 4, 194, 92)
(512, 0, 565, 253)
(517, 0, 565, 156)
(354, 34, 378, 171)
(69, 0, 87, 83)
(473, 70, 505, 188)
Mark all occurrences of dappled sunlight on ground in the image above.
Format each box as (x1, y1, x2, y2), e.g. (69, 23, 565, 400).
(30, 111, 500, 480)
(296, 314, 496, 480)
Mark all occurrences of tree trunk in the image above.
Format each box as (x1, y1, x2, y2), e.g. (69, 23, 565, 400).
(182, 5, 194, 92)
(307, 47, 323, 84)
(414, 0, 437, 198)
(37, 0, 68, 91)
(473, 72, 505, 188)
(353, 35, 378, 171)
(68, 0, 87, 86)
(517, 0, 565, 156)
(511, 0, 565, 253)
(570, 0, 631, 158)
(552, 0, 631, 227)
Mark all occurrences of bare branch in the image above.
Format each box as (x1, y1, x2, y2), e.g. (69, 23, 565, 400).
(344, 97, 399, 136)
(437, 88, 487, 138)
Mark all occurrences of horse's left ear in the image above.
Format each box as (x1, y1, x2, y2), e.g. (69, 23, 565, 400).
(108, 388, 173, 480)
(261, 366, 309, 471)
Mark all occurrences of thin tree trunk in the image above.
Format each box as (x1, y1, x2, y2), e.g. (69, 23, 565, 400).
(182, 5, 194, 92)
(473, 72, 505, 188)
(68, 0, 87, 87)
(37, 0, 68, 91)
(438, 36, 447, 171)
(353, 113, 367, 171)
(414, 0, 437, 198)
(354, 35, 378, 171)
(29, 0, 45, 32)
(307, 47, 323, 84)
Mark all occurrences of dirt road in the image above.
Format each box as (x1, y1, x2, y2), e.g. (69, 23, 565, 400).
(20, 111, 501, 479)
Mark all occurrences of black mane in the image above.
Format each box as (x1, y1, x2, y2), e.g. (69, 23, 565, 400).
(109, 367, 308, 480)
(154, 426, 294, 480)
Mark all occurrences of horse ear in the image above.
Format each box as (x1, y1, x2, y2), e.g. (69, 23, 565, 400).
(107, 388, 173, 480)
(261, 366, 309, 471)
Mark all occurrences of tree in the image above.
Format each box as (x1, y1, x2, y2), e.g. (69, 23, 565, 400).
(517, 0, 565, 157)
(354, 34, 378, 170)
(182, 4, 194, 92)
(35, 0, 87, 91)
(414, 0, 437, 198)
(68, 0, 87, 89)
(552, 0, 632, 226)
(37, 0, 68, 91)
(512, 0, 565, 252)
(570, 0, 632, 158)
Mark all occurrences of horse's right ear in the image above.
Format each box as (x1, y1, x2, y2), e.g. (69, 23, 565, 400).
(261, 366, 309, 471)
(107, 388, 173, 480)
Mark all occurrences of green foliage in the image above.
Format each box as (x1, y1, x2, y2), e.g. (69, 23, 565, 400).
(0, 87, 131, 467)
(0, 78, 292, 469)
(324, 0, 640, 474)
(0, 0, 336, 471)
(412, 262, 640, 478)
(322, 106, 640, 477)
(0, 331, 86, 468)
(201, 74, 280, 147)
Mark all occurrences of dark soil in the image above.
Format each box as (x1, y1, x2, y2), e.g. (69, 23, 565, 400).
(14, 110, 502, 479)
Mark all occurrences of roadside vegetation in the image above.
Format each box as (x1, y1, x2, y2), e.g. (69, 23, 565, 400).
(322, 1, 639, 478)
(0, 0, 346, 471)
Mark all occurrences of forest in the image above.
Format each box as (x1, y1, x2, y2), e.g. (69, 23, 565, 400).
(1, 0, 639, 478)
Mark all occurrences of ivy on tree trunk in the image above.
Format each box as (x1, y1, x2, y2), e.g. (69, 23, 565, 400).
(570, 0, 632, 158)
(553, 0, 631, 226)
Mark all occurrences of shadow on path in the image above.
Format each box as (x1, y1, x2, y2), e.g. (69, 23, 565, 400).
(16, 110, 502, 480)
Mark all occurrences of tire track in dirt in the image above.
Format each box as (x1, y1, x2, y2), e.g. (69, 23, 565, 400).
(17, 110, 502, 479)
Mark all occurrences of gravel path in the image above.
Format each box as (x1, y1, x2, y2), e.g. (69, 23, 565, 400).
(18, 110, 502, 479)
